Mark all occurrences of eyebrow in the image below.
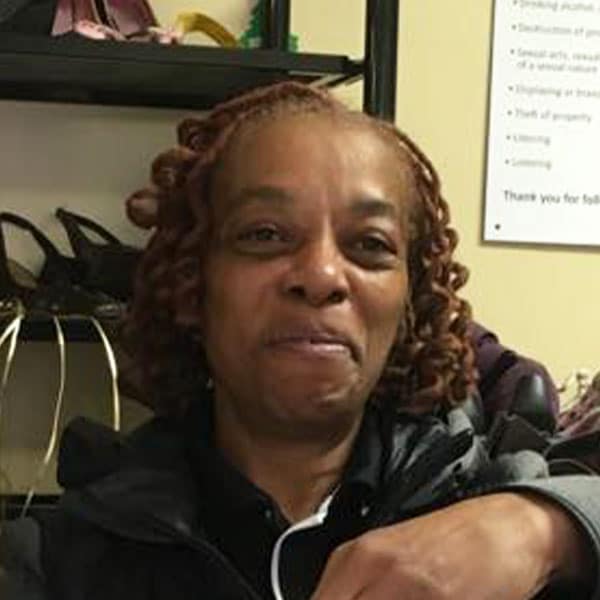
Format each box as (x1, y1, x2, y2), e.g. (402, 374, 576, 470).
(231, 185, 293, 208)
(350, 198, 399, 220)
(230, 186, 400, 220)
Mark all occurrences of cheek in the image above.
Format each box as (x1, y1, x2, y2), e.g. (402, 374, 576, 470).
(200, 260, 273, 349)
(200, 273, 256, 379)
(362, 273, 408, 355)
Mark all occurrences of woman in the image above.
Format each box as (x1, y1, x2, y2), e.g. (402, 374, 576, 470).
(1, 81, 598, 600)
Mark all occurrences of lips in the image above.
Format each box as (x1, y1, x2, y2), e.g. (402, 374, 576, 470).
(265, 324, 360, 362)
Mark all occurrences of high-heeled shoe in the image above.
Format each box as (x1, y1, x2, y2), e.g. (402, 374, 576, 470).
(51, 0, 159, 39)
(99, 0, 157, 38)
(0, 212, 122, 320)
(51, 0, 101, 35)
(55, 207, 141, 302)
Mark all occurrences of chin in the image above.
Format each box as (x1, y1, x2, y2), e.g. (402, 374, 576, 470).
(274, 384, 366, 426)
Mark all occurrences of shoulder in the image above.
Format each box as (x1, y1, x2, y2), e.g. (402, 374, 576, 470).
(0, 517, 47, 600)
(0, 417, 189, 600)
(57, 414, 187, 489)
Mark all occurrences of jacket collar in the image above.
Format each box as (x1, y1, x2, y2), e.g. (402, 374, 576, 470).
(57, 402, 477, 544)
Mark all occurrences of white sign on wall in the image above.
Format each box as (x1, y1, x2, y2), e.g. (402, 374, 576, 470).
(484, 0, 600, 246)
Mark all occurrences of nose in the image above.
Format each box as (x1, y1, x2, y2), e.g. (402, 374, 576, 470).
(281, 234, 350, 307)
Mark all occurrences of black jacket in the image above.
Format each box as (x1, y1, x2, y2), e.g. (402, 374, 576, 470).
(1, 405, 600, 600)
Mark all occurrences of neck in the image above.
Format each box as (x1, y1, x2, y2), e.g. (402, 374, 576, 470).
(214, 403, 364, 523)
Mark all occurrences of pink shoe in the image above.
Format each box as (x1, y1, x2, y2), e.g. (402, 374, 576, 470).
(99, 0, 158, 38)
(51, 0, 101, 35)
(73, 19, 125, 40)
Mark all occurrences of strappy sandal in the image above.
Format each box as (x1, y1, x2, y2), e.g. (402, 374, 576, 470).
(52, 0, 151, 38)
(51, 0, 238, 46)
(55, 207, 141, 301)
(51, 0, 101, 35)
(99, 0, 157, 38)
(0, 211, 122, 320)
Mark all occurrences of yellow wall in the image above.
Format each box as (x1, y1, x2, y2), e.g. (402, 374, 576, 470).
(395, 0, 599, 383)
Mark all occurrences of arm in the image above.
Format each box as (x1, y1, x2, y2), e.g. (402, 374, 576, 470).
(505, 476, 600, 596)
(311, 480, 598, 600)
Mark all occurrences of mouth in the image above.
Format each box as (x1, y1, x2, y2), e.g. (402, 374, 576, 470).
(265, 326, 360, 362)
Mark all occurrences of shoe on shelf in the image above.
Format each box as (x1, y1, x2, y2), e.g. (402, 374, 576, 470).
(55, 207, 141, 302)
(99, 0, 157, 38)
(0, 211, 122, 321)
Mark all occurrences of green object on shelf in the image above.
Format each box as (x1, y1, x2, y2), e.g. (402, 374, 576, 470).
(238, 0, 298, 51)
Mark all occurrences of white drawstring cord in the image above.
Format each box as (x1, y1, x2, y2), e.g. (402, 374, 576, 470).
(0, 313, 24, 423)
(0, 313, 22, 350)
(89, 317, 121, 432)
(21, 315, 66, 517)
(0, 311, 23, 523)
(3, 312, 121, 517)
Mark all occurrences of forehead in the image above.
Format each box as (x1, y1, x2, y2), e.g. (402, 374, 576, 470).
(211, 112, 415, 211)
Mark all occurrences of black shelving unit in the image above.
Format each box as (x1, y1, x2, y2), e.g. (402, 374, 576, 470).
(1, 494, 59, 520)
(0, 0, 399, 118)
(0, 33, 363, 110)
(0, 0, 400, 343)
(0, 315, 103, 343)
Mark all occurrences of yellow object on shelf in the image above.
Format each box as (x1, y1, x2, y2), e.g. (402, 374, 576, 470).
(173, 12, 238, 48)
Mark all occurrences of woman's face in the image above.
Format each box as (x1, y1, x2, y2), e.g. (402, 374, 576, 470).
(197, 113, 414, 439)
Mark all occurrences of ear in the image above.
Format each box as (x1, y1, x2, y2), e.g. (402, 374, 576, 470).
(171, 253, 206, 328)
(174, 294, 204, 331)
(172, 275, 205, 332)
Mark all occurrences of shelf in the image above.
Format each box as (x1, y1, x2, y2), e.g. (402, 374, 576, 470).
(0, 33, 363, 110)
(1, 315, 108, 343)
(1, 494, 59, 520)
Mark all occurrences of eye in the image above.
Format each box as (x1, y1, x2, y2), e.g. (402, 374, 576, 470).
(237, 225, 285, 243)
(347, 231, 401, 269)
(355, 234, 395, 254)
(233, 223, 293, 256)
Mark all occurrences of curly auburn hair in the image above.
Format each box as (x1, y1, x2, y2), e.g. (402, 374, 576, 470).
(124, 81, 476, 417)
